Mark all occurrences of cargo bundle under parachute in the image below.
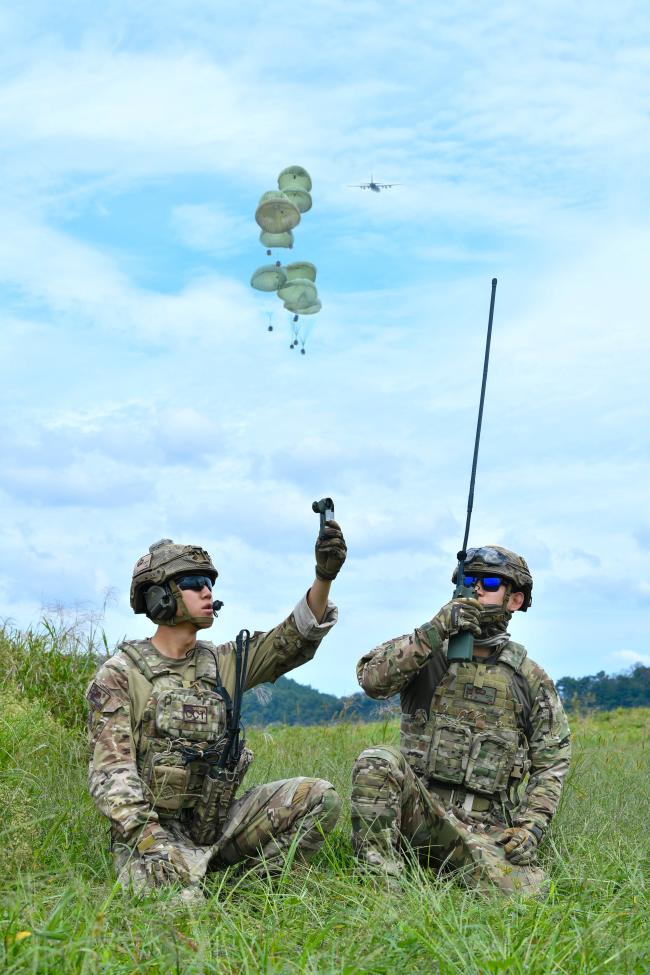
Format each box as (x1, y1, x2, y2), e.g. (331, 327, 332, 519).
(250, 166, 320, 355)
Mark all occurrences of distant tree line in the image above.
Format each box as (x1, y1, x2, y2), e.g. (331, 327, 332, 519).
(557, 664, 650, 711)
(242, 665, 650, 727)
(242, 676, 398, 727)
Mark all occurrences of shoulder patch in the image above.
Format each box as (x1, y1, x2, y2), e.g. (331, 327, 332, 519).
(86, 681, 111, 710)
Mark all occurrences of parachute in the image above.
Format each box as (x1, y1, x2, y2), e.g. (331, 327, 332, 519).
(250, 264, 287, 292)
(251, 167, 321, 355)
(255, 191, 300, 234)
(259, 229, 294, 256)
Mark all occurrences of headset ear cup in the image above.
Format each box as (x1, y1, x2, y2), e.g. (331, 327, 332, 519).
(144, 584, 176, 622)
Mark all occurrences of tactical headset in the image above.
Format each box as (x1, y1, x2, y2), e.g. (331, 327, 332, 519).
(144, 581, 224, 624)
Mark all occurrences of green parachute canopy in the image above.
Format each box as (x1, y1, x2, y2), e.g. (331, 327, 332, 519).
(255, 191, 301, 234)
(285, 261, 317, 283)
(250, 264, 287, 292)
(285, 298, 321, 315)
(278, 165, 312, 193)
(281, 187, 312, 213)
(278, 278, 318, 311)
(259, 229, 294, 252)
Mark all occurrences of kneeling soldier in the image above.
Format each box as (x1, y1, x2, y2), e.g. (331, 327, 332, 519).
(87, 522, 346, 896)
(351, 546, 570, 897)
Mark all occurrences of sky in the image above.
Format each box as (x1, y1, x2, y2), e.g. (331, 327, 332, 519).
(1, 1, 649, 695)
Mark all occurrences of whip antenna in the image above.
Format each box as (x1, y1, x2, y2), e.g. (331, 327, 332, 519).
(448, 277, 498, 662)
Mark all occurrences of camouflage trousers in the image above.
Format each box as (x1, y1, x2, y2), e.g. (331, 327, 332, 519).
(351, 745, 547, 897)
(114, 776, 340, 894)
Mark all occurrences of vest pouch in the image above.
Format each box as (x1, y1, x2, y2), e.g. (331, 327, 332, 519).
(190, 745, 254, 845)
(425, 714, 472, 785)
(464, 728, 519, 794)
(400, 709, 430, 775)
(142, 756, 191, 812)
(155, 688, 227, 743)
(510, 742, 530, 781)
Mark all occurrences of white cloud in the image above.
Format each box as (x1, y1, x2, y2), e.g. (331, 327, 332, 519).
(611, 650, 650, 667)
(171, 204, 251, 256)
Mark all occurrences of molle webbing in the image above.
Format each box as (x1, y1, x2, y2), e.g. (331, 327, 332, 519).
(120, 640, 223, 690)
(399, 646, 531, 798)
(434, 662, 518, 727)
(401, 640, 530, 727)
(124, 639, 234, 817)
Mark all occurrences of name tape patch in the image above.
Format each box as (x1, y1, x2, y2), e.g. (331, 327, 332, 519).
(463, 684, 497, 705)
(182, 704, 208, 723)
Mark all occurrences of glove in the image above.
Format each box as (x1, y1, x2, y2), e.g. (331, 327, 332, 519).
(135, 823, 191, 887)
(496, 826, 539, 865)
(429, 597, 482, 642)
(315, 520, 347, 581)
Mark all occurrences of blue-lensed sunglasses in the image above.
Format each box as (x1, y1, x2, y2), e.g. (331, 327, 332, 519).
(175, 574, 214, 592)
(464, 575, 503, 592)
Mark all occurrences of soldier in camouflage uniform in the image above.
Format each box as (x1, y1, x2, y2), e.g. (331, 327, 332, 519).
(87, 522, 347, 898)
(351, 546, 571, 897)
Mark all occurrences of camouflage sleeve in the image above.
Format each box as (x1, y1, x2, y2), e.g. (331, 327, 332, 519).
(86, 660, 157, 840)
(231, 594, 338, 690)
(514, 664, 572, 839)
(356, 624, 442, 699)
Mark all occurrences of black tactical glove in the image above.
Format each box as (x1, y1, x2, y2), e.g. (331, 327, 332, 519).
(315, 519, 347, 581)
(135, 822, 191, 886)
(496, 826, 539, 865)
(429, 597, 482, 643)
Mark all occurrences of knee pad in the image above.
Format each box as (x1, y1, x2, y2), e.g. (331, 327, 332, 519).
(318, 784, 342, 829)
(353, 745, 403, 778)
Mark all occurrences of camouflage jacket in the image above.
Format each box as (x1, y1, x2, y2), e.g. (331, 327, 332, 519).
(87, 595, 337, 840)
(356, 625, 571, 836)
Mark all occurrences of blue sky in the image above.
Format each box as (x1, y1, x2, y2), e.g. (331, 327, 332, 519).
(1, 1, 649, 694)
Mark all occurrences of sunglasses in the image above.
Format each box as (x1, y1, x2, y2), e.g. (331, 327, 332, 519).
(464, 575, 504, 592)
(175, 574, 214, 592)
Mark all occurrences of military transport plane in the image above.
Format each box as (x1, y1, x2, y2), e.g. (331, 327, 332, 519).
(349, 176, 400, 193)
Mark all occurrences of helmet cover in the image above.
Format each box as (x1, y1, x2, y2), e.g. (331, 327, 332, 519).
(130, 539, 218, 615)
(452, 545, 533, 610)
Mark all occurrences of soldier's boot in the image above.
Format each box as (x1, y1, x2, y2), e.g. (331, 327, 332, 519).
(245, 778, 341, 877)
(350, 746, 406, 880)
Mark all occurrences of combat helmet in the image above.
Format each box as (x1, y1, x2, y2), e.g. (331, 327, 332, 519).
(130, 539, 218, 628)
(453, 545, 533, 611)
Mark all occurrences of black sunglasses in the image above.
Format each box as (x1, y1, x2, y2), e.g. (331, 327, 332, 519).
(175, 574, 214, 592)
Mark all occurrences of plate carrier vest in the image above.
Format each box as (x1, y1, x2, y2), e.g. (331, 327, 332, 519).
(120, 639, 252, 833)
(400, 642, 531, 800)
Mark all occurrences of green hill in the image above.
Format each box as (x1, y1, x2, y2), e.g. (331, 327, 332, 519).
(242, 676, 398, 726)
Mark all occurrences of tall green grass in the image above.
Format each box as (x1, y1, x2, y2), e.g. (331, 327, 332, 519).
(0, 616, 106, 730)
(0, 622, 648, 974)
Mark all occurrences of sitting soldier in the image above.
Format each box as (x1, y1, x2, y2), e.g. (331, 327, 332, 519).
(351, 545, 570, 897)
(87, 522, 346, 898)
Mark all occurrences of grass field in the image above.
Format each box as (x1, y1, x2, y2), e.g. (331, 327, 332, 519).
(1, 622, 648, 974)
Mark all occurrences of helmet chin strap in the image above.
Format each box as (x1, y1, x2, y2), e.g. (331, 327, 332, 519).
(168, 580, 214, 631)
